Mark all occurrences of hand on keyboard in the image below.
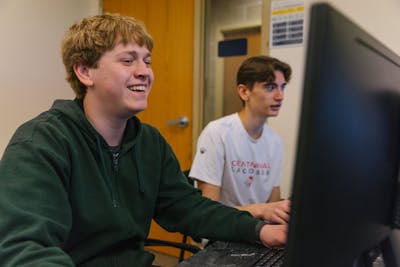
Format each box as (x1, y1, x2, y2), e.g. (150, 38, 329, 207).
(261, 199, 291, 224)
(259, 223, 288, 248)
(243, 199, 290, 224)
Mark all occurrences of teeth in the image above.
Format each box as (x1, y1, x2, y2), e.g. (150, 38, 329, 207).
(128, 85, 146, 91)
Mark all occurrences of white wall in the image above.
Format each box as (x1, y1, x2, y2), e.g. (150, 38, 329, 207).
(269, 0, 400, 198)
(0, 0, 100, 155)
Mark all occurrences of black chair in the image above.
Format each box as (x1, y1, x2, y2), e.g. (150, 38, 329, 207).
(144, 169, 202, 263)
(144, 237, 201, 261)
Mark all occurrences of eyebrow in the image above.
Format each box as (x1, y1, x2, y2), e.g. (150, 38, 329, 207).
(118, 49, 151, 58)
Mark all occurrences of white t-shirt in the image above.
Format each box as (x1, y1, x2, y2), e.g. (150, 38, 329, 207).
(189, 113, 283, 207)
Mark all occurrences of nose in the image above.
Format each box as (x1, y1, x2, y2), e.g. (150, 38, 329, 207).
(274, 88, 284, 100)
(133, 61, 152, 80)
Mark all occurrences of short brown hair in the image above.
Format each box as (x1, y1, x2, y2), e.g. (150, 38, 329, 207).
(61, 13, 153, 99)
(236, 55, 292, 89)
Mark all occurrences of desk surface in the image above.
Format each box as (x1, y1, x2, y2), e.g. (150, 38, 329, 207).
(176, 240, 284, 267)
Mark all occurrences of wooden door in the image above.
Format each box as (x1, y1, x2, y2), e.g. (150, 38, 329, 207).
(103, 0, 194, 258)
(223, 27, 261, 116)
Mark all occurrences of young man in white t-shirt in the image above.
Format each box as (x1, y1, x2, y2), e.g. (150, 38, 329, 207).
(190, 55, 291, 225)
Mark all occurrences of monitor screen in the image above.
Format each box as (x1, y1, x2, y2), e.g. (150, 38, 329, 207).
(284, 3, 400, 267)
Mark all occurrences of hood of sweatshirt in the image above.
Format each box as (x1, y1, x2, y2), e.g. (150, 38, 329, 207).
(50, 98, 145, 194)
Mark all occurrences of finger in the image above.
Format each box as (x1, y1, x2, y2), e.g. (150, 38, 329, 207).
(276, 210, 290, 224)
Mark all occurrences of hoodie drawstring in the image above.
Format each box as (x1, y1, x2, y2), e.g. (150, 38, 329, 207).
(96, 136, 118, 208)
(134, 142, 145, 194)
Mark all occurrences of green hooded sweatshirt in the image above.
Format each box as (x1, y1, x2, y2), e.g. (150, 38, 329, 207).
(0, 99, 260, 267)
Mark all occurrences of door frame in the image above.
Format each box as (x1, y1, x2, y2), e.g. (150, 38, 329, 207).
(192, 0, 205, 156)
(192, 0, 271, 144)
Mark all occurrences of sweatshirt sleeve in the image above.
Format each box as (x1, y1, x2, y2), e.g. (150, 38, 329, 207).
(0, 124, 75, 266)
(152, 136, 260, 244)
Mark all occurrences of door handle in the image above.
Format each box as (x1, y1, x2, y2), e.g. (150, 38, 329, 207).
(167, 115, 189, 128)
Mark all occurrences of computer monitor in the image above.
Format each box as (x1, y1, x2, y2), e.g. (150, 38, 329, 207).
(284, 3, 400, 267)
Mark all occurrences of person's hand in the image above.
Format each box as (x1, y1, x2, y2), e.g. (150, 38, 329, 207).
(235, 199, 290, 224)
(259, 223, 288, 248)
(261, 199, 290, 224)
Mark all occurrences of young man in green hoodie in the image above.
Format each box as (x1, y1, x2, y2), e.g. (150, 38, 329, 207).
(0, 13, 288, 266)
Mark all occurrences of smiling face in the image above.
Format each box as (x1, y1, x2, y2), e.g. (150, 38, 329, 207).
(80, 41, 154, 120)
(241, 70, 287, 118)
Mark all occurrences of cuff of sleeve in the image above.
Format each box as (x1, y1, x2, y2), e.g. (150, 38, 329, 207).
(254, 220, 268, 245)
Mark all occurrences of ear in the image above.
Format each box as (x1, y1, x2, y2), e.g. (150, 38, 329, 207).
(73, 63, 94, 87)
(237, 84, 249, 102)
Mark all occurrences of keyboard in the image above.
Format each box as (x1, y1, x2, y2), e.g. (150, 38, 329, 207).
(176, 240, 284, 267)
